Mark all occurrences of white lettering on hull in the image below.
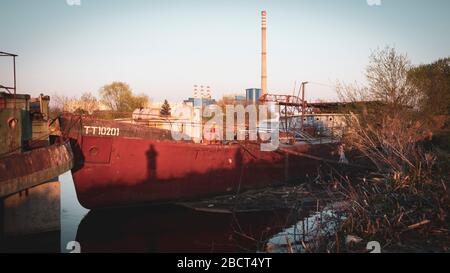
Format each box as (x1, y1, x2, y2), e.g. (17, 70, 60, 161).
(84, 126, 120, 136)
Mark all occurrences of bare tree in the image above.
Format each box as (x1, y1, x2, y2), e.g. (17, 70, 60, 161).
(79, 92, 99, 114)
(338, 46, 420, 112)
(130, 93, 150, 109)
(336, 82, 371, 103)
(99, 82, 132, 112)
(337, 46, 433, 172)
(50, 93, 72, 113)
(366, 46, 420, 109)
(99, 81, 149, 112)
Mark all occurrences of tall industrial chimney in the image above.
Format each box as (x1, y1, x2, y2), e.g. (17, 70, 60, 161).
(261, 10, 267, 95)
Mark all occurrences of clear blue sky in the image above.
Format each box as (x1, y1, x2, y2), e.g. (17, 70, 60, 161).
(1, 0, 449, 102)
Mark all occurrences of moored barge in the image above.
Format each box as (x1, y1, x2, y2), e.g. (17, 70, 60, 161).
(60, 111, 344, 209)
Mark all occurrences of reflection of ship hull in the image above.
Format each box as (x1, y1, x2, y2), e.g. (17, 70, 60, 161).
(76, 205, 297, 253)
(61, 114, 340, 209)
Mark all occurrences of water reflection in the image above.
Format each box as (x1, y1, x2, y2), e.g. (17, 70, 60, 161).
(3, 171, 331, 253)
(1, 181, 60, 253)
(76, 205, 298, 253)
(60, 171, 89, 253)
(60, 171, 335, 253)
(266, 209, 343, 253)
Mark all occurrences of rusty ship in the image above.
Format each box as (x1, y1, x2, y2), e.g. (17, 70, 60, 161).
(0, 51, 73, 199)
(60, 95, 347, 210)
(57, 10, 348, 210)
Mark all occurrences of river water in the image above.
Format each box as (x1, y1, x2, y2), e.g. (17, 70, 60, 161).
(60, 171, 300, 253)
(60, 171, 89, 253)
(1, 171, 331, 253)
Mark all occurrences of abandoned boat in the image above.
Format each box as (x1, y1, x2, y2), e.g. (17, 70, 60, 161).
(60, 96, 347, 209)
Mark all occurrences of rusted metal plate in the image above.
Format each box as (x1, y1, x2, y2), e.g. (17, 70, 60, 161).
(0, 92, 30, 110)
(61, 113, 175, 141)
(0, 141, 74, 197)
(81, 136, 113, 164)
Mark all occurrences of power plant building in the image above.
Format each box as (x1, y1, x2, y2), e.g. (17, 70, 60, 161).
(246, 88, 262, 103)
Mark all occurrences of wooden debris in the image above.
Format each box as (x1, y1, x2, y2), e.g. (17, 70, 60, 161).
(407, 220, 431, 230)
(177, 184, 342, 213)
(345, 235, 363, 245)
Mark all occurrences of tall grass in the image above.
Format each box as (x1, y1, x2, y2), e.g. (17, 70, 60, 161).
(330, 110, 449, 252)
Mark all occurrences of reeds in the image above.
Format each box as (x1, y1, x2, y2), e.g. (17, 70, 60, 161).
(329, 109, 450, 252)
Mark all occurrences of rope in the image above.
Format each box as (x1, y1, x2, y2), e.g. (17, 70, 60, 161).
(308, 81, 338, 89)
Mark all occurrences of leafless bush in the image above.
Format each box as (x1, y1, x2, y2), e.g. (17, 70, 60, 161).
(330, 47, 450, 252)
(344, 112, 435, 176)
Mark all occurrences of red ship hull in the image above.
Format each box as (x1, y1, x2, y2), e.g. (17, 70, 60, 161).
(61, 115, 340, 209)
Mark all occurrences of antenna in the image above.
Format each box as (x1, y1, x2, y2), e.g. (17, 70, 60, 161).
(194, 84, 198, 98)
(261, 10, 267, 95)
